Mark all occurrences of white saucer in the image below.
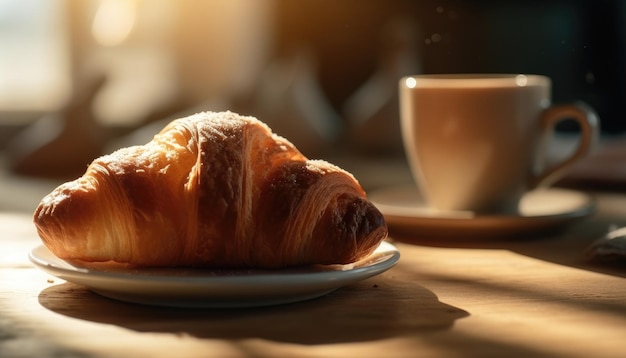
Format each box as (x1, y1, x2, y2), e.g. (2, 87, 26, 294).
(370, 186, 594, 239)
(29, 241, 399, 308)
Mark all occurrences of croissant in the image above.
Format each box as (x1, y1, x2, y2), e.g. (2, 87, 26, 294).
(33, 111, 387, 269)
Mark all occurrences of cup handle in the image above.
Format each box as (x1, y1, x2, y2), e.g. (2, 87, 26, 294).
(531, 101, 599, 188)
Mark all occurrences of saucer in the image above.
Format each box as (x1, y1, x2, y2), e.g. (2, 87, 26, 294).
(369, 186, 594, 239)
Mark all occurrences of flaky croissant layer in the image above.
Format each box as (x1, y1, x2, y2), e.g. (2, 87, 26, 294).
(33, 111, 388, 268)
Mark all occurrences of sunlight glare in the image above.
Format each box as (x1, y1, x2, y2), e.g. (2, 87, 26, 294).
(405, 77, 417, 88)
(92, 0, 137, 47)
(515, 74, 528, 87)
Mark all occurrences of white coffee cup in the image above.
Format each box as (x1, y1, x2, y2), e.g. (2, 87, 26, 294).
(399, 74, 599, 214)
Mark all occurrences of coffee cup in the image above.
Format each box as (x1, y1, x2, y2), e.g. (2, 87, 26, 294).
(399, 74, 599, 215)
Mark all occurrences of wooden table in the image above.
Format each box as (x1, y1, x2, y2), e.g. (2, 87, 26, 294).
(2, 190, 626, 358)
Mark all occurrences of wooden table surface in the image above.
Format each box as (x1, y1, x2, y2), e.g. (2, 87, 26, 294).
(2, 189, 626, 358)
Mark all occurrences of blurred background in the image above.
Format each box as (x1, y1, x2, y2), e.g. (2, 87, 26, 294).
(1, 0, 625, 210)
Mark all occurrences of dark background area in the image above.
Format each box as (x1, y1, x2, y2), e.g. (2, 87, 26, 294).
(273, 0, 626, 133)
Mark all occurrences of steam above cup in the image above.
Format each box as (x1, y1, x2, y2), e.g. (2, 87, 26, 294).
(399, 74, 599, 215)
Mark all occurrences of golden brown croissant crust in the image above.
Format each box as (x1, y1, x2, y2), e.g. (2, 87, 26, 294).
(33, 111, 387, 268)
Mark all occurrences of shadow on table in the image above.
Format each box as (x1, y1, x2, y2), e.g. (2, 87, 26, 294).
(37, 275, 468, 345)
(388, 212, 626, 279)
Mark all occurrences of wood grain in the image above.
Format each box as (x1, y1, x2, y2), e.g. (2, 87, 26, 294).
(2, 193, 626, 358)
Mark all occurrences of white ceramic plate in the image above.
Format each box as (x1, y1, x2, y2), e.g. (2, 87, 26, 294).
(370, 186, 594, 239)
(29, 241, 399, 308)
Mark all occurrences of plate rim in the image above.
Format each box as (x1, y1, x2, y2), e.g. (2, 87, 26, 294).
(28, 241, 400, 307)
